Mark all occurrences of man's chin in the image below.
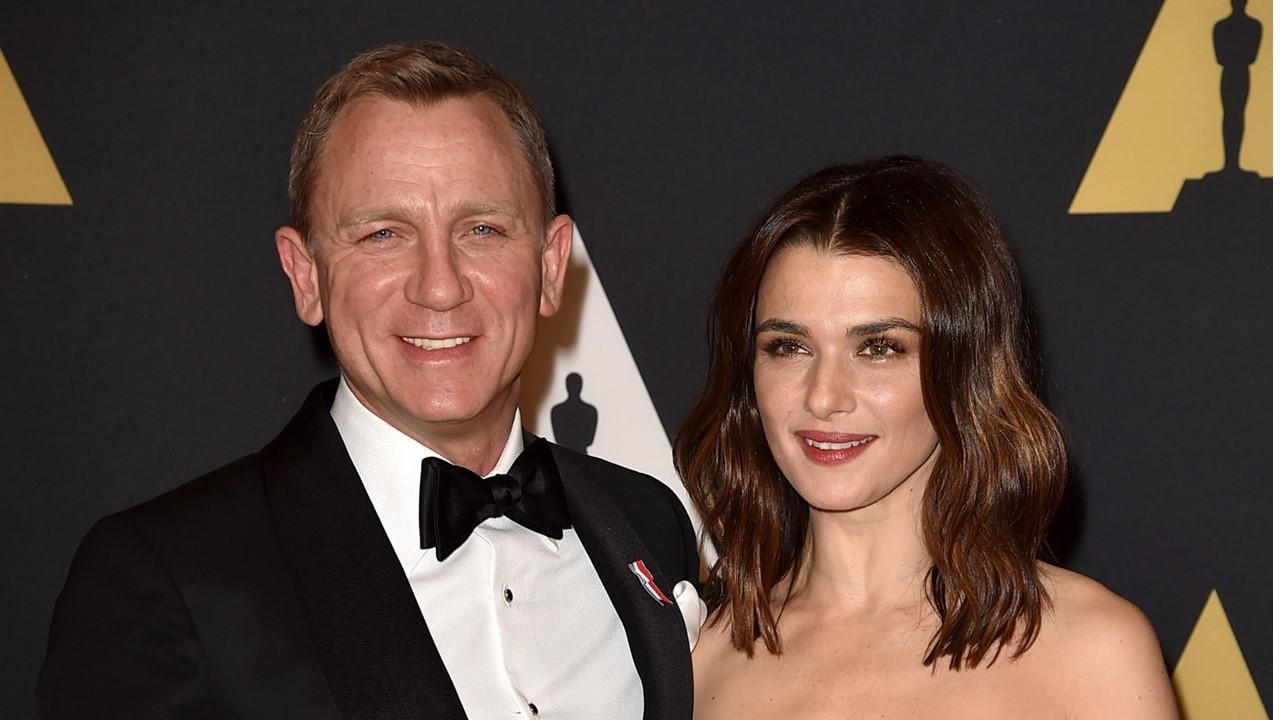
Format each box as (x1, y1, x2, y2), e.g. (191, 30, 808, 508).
(396, 392, 516, 434)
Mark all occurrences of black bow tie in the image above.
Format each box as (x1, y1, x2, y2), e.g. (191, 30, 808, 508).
(419, 438, 572, 561)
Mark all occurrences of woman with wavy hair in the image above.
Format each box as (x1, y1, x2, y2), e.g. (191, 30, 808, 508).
(676, 156, 1177, 718)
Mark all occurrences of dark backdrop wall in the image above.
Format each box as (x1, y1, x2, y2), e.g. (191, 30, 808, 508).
(0, 1, 1270, 718)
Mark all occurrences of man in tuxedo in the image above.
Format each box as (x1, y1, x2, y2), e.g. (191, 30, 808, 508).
(39, 41, 701, 720)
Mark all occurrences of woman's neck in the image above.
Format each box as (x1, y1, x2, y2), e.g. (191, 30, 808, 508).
(790, 464, 934, 616)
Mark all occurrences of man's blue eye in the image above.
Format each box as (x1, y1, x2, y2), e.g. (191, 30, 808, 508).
(368, 229, 395, 240)
(471, 225, 495, 235)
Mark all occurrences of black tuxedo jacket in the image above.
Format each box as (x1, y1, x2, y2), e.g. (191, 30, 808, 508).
(39, 380, 698, 719)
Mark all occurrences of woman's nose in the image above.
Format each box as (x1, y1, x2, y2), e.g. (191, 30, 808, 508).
(803, 356, 857, 419)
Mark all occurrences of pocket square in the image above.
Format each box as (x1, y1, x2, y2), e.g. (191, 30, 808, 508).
(672, 580, 708, 651)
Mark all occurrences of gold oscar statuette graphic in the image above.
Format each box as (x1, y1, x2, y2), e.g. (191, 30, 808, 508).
(1070, 0, 1271, 213)
(0, 47, 72, 205)
(1172, 590, 1268, 719)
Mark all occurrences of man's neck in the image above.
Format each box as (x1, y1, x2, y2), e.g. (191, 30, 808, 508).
(421, 424, 514, 476)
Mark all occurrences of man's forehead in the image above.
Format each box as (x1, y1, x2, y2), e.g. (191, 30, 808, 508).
(318, 96, 532, 189)
(327, 94, 518, 156)
(324, 98, 523, 179)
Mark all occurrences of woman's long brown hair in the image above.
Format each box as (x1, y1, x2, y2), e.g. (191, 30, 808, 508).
(674, 156, 1066, 669)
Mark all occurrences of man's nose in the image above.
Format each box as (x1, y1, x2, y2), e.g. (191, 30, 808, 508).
(803, 356, 857, 420)
(406, 236, 472, 311)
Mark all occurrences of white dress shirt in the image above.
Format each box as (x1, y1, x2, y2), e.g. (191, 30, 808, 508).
(331, 378, 643, 719)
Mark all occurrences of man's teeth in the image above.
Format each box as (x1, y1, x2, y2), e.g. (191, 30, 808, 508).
(804, 437, 873, 450)
(403, 336, 472, 350)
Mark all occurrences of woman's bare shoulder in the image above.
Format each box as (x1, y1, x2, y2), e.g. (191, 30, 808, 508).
(1030, 563, 1180, 719)
(1039, 564, 1150, 637)
(692, 613, 746, 685)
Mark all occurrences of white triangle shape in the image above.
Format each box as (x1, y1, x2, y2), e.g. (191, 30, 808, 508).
(520, 226, 707, 561)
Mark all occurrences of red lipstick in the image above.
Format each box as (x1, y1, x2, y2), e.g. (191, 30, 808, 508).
(794, 430, 876, 465)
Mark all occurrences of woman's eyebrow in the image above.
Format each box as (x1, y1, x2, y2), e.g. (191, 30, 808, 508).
(847, 318, 922, 336)
(754, 318, 808, 337)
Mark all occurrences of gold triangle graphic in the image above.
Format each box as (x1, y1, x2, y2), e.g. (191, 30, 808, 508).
(0, 47, 72, 205)
(1171, 590, 1268, 720)
(1070, 0, 1272, 214)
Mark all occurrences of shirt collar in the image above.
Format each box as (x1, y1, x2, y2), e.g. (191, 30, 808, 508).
(329, 375, 529, 567)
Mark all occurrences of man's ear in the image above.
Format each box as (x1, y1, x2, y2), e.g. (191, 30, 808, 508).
(538, 214, 575, 317)
(275, 226, 325, 326)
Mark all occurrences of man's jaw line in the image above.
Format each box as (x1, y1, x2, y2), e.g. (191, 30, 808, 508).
(346, 370, 522, 474)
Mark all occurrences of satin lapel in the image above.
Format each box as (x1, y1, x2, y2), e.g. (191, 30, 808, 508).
(547, 444, 693, 720)
(260, 381, 467, 720)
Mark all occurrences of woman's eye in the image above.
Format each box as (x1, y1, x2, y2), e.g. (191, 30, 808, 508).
(762, 338, 809, 357)
(858, 337, 904, 360)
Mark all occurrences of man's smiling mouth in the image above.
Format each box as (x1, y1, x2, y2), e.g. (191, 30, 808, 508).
(401, 336, 474, 350)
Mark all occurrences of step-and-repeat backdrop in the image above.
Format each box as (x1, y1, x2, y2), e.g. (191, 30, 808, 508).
(0, 1, 1270, 717)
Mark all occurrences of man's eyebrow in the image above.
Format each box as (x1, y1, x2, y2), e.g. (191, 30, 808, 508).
(754, 319, 808, 337)
(847, 318, 922, 336)
(456, 200, 522, 219)
(337, 205, 417, 229)
(337, 202, 526, 230)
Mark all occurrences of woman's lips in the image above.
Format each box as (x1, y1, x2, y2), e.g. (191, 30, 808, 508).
(794, 431, 876, 464)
